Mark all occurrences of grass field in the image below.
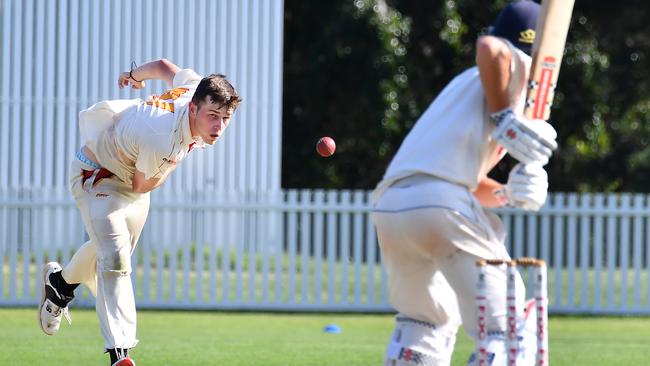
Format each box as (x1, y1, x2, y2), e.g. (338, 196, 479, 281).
(2, 308, 649, 365)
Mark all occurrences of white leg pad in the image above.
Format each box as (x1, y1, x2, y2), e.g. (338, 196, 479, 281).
(385, 316, 457, 366)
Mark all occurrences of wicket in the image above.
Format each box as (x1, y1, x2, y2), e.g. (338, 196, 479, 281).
(475, 258, 548, 366)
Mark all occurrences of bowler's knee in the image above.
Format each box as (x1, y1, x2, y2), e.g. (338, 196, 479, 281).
(98, 247, 132, 275)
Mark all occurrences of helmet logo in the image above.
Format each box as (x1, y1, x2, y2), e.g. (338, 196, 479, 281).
(519, 29, 536, 44)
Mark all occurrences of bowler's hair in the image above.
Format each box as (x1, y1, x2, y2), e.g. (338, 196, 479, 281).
(191, 74, 241, 111)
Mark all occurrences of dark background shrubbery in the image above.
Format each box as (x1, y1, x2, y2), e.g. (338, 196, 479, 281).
(282, 0, 650, 192)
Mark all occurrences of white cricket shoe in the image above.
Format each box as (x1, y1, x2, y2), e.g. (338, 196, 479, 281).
(38, 262, 72, 335)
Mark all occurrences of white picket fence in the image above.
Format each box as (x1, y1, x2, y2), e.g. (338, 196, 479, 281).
(1, 189, 650, 315)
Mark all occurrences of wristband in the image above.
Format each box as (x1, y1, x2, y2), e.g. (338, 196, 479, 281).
(129, 61, 142, 82)
(489, 107, 513, 126)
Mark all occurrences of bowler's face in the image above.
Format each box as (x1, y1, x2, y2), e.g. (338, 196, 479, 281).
(190, 98, 234, 145)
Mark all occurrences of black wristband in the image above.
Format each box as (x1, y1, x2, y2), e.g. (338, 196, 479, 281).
(129, 61, 142, 82)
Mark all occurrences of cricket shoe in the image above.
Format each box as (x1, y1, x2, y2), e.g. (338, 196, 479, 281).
(112, 356, 136, 366)
(38, 262, 73, 335)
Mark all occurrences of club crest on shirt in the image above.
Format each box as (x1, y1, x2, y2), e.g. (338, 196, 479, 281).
(162, 157, 177, 165)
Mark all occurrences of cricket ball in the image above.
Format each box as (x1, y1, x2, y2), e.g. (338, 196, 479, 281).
(316, 136, 336, 157)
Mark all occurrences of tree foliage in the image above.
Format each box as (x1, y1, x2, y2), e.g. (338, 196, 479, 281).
(283, 0, 650, 192)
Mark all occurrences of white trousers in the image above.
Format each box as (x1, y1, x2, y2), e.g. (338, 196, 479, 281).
(62, 158, 150, 350)
(372, 176, 525, 339)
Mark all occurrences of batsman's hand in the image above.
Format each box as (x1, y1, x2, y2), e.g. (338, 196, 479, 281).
(503, 163, 548, 211)
(118, 71, 145, 90)
(490, 108, 557, 166)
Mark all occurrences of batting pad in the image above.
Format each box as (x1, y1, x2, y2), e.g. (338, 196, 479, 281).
(385, 316, 457, 366)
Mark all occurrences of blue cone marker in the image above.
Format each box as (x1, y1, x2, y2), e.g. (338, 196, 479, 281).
(323, 324, 342, 334)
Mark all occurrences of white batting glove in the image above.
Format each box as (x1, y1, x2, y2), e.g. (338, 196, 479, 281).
(501, 163, 549, 211)
(490, 108, 557, 166)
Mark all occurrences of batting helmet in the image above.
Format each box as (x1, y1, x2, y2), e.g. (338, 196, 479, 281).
(489, 0, 540, 56)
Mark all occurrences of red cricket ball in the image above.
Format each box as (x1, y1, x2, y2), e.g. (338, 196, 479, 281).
(316, 136, 336, 157)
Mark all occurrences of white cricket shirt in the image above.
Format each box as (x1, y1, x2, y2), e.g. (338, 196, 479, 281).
(373, 40, 531, 201)
(79, 69, 203, 184)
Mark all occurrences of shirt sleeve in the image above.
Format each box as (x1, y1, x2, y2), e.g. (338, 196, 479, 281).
(173, 69, 203, 88)
(505, 41, 532, 104)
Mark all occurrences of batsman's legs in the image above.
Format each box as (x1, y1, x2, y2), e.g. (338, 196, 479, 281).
(372, 178, 537, 365)
(373, 211, 462, 366)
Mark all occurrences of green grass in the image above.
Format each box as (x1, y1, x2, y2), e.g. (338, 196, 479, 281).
(1, 308, 649, 365)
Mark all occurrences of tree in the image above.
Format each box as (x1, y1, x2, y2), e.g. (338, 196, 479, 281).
(283, 0, 401, 188)
(283, 0, 650, 192)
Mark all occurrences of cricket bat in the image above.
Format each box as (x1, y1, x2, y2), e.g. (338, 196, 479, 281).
(524, 0, 576, 121)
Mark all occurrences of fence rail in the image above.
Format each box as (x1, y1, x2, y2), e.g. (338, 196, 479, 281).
(1, 189, 650, 315)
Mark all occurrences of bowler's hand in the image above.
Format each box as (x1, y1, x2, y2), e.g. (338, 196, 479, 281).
(118, 71, 145, 90)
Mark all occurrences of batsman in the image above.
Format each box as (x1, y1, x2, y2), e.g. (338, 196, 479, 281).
(37, 59, 241, 366)
(371, 1, 560, 365)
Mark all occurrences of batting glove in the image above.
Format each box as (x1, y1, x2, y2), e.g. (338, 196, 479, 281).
(500, 163, 549, 211)
(490, 108, 557, 166)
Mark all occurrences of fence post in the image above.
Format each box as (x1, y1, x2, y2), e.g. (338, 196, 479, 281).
(579, 192, 591, 310)
(552, 193, 565, 309)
